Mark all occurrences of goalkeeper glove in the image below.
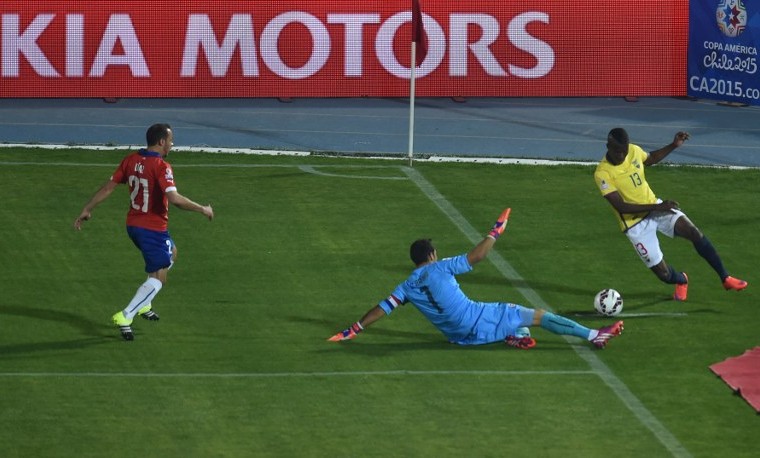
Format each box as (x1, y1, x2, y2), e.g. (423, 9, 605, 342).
(488, 208, 511, 239)
(328, 322, 364, 341)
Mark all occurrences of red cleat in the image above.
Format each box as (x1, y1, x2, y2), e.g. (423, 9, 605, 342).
(722, 276, 748, 291)
(505, 335, 536, 350)
(673, 272, 688, 301)
(592, 320, 624, 349)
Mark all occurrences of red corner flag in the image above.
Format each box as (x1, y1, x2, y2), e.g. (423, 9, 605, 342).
(411, 0, 428, 67)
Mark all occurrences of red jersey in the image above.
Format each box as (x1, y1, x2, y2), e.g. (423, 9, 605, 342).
(111, 149, 177, 231)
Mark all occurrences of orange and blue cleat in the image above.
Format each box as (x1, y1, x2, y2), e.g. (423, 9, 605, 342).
(673, 273, 689, 301)
(722, 276, 748, 291)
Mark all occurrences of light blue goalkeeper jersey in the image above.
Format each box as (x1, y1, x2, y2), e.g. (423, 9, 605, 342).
(378, 254, 487, 343)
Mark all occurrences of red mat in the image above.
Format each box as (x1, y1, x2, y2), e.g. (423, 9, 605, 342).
(709, 347, 760, 413)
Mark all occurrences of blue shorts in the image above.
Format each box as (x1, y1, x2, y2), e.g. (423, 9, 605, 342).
(455, 303, 535, 345)
(126, 226, 175, 273)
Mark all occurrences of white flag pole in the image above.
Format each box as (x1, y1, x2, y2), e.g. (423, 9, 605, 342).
(408, 42, 417, 167)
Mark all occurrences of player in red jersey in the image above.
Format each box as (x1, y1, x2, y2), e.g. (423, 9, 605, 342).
(74, 123, 214, 341)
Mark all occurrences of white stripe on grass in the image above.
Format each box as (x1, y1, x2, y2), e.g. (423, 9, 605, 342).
(402, 166, 692, 458)
(0, 370, 593, 378)
(298, 165, 407, 180)
(573, 312, 688, 318)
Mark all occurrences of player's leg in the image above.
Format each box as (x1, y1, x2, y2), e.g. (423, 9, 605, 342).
(649, 259, 689, 300)
(458, 304, 532, 347)
(531, 309, 624, 349)
(119, 274, 164, 321)
(627, 215, 688, 299)
(671, 214, 725, 278)
(167, 242, 178, 272)
(136, 269, 166, 321)
(139, 241, 176, 321)
(114, 228, 171, 340)
(673, 215, 747, 290)
(112, 274, 163, 341)
(502, 305, 536, 349)
(532, 308, 590, 339)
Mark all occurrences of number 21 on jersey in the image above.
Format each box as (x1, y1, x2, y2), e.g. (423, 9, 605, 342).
(128, 175, 149, 212)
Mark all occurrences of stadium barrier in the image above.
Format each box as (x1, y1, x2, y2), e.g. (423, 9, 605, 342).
(0, 1, 688, 98)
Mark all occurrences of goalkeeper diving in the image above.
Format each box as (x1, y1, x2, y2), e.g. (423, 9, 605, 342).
(329, 208, 623, 349)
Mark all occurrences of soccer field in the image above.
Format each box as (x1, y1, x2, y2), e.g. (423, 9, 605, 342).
(1, 148, 758, 457)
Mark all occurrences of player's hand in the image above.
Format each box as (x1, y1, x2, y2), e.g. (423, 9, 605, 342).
(488, 208, 511, 239)
(672, 131, 690, 147)
(73, 212, 91, 230)
(658, 200, 680, 212)
(202, 204, 214, 221)
(328, 322, 363, 341)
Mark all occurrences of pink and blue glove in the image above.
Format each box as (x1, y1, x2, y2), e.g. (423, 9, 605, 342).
(328, 322, 364, 341)
(488, 208, 511, 239)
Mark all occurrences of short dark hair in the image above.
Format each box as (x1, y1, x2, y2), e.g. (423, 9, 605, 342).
(607, 127, 629, 147)
(146, 123, 172, 147)
(410, 239, 435, 265)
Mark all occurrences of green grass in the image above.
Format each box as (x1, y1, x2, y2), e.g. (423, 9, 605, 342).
(1, 148, 758, 457)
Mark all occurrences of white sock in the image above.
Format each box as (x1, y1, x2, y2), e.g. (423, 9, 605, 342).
(588, 330, 599, 341)
(122, 278, 163, 320)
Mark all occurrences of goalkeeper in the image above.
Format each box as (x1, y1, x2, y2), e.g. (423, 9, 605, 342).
(329, 209, 623, 349)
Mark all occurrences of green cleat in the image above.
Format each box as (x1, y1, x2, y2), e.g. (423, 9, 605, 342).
(138, 303, 160, 321)
(112, 311, 134, 341)
(112, 311, 132, 326)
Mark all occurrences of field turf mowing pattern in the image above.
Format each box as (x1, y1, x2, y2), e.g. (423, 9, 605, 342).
(1, 148, 758, 457)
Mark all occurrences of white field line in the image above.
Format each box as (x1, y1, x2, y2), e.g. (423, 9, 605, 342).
(402, 166, 692, 458)
(0, 370, 593, 378)
(578, 312, 689, 318)
(0, 143, 755, 169)
(298, 165, 406, 180)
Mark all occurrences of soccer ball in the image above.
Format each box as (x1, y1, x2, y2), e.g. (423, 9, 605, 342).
(594, 289, 623, 316)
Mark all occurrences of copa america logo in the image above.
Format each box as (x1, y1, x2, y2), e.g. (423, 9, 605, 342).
(716, 0, 748, 37)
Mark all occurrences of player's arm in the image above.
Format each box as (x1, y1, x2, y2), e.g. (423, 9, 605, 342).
(74, 180, 119, 230)
(644, 131, 690, 166)
(166, 191, 214, 220)
(603, 191, 680, 214)
(328, 305, 387, 341)
(467, 208, 511, 266)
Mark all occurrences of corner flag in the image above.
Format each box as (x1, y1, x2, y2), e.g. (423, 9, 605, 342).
(411, 0, 428, 67)
(408, 0, 427, 166)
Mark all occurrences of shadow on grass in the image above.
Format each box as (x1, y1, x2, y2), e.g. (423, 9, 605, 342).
(461, 277, 724, 316)
(566, 291, 721, 319)
(0, 337, 112, 358)
(291, 314, 440, 341)
(320, 340, 578, 356)
(0, 305, 113, 357)
(291, 315, 580, 355)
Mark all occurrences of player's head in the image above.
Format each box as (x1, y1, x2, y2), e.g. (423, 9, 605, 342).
(410, 238, 436, 266)
(146, 123, 173, 156)
(607, 127, 629, 151)
(606, 127, 629, 163)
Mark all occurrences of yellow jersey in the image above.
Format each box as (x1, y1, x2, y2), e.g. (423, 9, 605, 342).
(594, 143, 657, 231)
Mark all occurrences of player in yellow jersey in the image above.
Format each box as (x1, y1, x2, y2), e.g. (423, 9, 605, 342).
(594, 127, 747, 301)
